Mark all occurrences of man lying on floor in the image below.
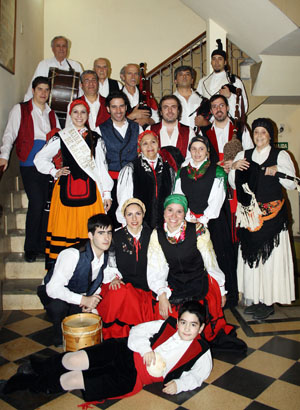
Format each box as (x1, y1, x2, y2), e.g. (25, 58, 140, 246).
(0, 301, 212, 401)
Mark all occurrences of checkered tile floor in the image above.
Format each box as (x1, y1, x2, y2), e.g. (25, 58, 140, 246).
(0, 306, 300, 410)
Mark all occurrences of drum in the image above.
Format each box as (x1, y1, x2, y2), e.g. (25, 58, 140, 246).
(62, 313, 102, 352)
(48, 67, 80, 124)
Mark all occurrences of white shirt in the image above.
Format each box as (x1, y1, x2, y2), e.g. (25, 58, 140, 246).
(229, 145, 297, 191)
(147, 225, 226, 298)
(0, 101, 60, 161)
(24, 57, 83, 101)
(65, 95, 101, 131)
(116, 153, 162, 225)
(46, 247, 121, 305)
(98, 78, 122, 98)
(211, 119, 254, 154)
(159, 121, 195, 156)
(33, 128, 113, 199)
(173, 89, 202, 129)
(128, 319, 212, 393)
(122, 86, 159, 123)
(197, 70, 248, 118)
(173, 158, 226, 226)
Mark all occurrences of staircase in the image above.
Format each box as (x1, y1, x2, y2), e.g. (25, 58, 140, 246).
(1, 177, 44, 310)
(147, 33, 267, 115)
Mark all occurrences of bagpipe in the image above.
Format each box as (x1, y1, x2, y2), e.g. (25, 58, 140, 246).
(261, 167, 300, 192)
(138, 62, 158, 113)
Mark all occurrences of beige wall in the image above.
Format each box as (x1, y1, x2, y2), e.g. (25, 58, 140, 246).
(0, 0, 44, 192)
(43, 0, 206, 79)
(249, 104, 300, 235)
(0, 0, 44, 140)
(271, 0, 300, 26)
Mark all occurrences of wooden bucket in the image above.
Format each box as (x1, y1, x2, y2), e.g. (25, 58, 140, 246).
(62, 313, 102, 352)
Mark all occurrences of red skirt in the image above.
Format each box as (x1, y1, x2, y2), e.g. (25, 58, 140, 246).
(98, 283, 161, 339)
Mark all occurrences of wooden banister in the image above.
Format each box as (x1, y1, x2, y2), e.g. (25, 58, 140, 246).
(146, 31, 206, 77)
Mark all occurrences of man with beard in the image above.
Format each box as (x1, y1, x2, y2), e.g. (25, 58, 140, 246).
(197, 39, 248, 118)
(65, 70, 110, 130)
(204, 95, 253, 172)
(150, 94, 195, 159)
(97, 91, 143, 227)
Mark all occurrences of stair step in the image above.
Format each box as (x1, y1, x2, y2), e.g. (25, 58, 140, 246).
(4, 253, 46, 279)
(4, 229, 25, 253)
(4, 190, 28, 211)
(6, 209, 26, 230)
(3, 279, 43, 310)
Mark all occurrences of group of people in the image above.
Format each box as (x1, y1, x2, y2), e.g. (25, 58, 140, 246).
(0, 35, 298, 402)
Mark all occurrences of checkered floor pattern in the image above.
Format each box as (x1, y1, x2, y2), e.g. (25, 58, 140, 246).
(0, 306, 299, 410)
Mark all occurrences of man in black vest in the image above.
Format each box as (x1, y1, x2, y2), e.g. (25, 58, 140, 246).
(93, 57, 121, 98)
(37, 213, 119, 346)
(97, 91, 143, 227)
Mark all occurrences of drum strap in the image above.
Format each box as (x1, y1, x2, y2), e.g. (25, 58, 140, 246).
(59, 127, 103, 195)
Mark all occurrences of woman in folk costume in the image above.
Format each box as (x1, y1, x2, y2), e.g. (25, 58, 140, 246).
(147, 194, 246, 350)
(229, 118, 297, 320)
(98, 198, 160, 339)
(34, 99, 113, 267)
(116, 130, 175, 228)
(173, 135, 238, 307)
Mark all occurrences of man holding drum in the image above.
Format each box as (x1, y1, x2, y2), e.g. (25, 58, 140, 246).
(24, 36, 83, 102)
(37, 213, 119, 347)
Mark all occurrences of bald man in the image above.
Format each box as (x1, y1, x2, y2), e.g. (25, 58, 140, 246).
(93, 58, 121, 98)
(120, 63, 159, 127)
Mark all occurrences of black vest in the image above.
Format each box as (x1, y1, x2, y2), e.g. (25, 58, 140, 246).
(150, 316, 209, 383)
(132, 157, 172, 228)
(113, 226, 152, 291)
(244, 148, 283, 203)
(99, 118, 139, 171)
(180, 164, 216, 214)
(157, 223, 208, 302)
(108, 79, 120, 93)
(44, 242, 108, 296)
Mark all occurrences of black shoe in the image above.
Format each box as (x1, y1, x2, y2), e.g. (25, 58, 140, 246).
(17, 361, 36, 375)
(244, 303, 260, 315)
(253, 304, 274, 320)
(24, 251, 37, 262)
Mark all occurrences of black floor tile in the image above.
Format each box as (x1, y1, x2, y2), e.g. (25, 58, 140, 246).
(174, 407, 190, 410)
(0, 356, 9, 366)
(0, 327, 21, 343)
(245, 402, 278, 410)
(212, 366, 275, 399)
(1, 389, 62, 410)
(26, 326, 55, 347)
(212, 347, 254, 365)
(14, 347, 59, 367)
(143, 381, 207, 405)
(279, 362, 300, 386)
(93, 397, 120, 409)
(259, 336, 300, 360)
(3, 311, 31, 325)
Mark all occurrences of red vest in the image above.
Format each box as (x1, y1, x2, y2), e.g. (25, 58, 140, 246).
(206, 121, 235, 160)
(16, 100, 57, 162)
(79, 94, 110, 127)
(151, 121, 190, 157)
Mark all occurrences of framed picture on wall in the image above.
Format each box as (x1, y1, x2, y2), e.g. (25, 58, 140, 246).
(0, 0, 17, 74)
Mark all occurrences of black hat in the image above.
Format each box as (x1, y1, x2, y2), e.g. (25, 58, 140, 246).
(188, 135, 210, 152)
(252, 118, 274, 145)
(211, 39, 227, 59)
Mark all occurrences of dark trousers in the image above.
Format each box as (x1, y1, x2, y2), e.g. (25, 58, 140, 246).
(20, 166, 50, 253)
(37, 285, 82, 342)
(107, 178, 121, 229)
